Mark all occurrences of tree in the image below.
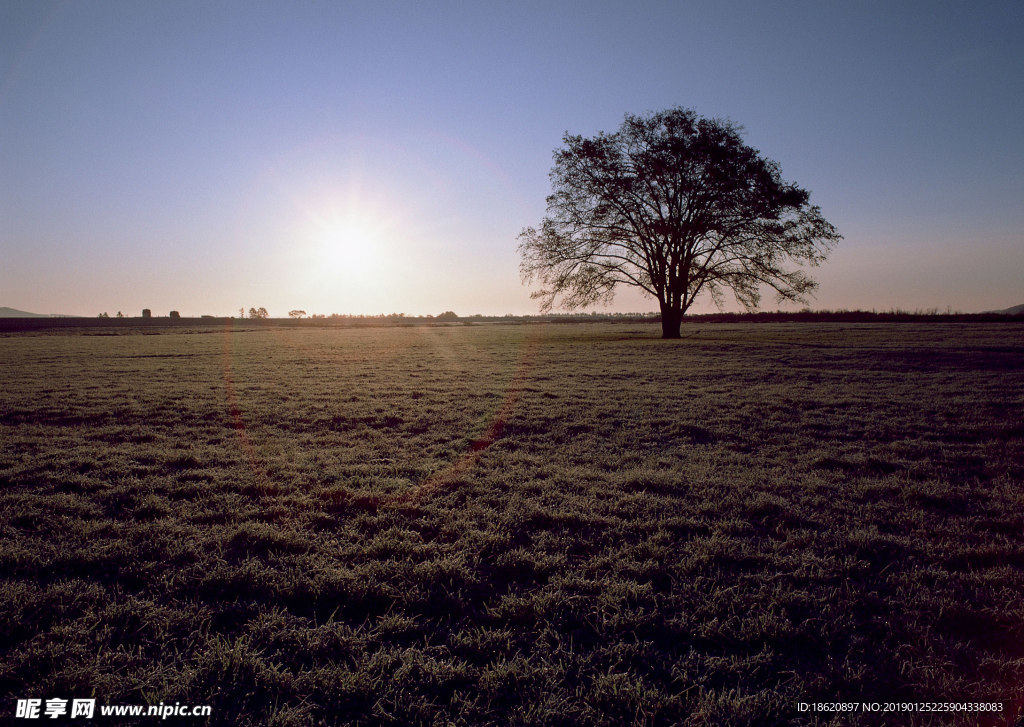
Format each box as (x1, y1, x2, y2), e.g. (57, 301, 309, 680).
(288, 310, 306, 319)
(518, 108, 841, 338)
(248, 307, 269, 320)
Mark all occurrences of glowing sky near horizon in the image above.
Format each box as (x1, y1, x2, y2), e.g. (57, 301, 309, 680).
(2, 1, 1022, 317)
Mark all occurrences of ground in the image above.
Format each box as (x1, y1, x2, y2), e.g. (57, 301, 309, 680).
(1, 321, 1022, 725)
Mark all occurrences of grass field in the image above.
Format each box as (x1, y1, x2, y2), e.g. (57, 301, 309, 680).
(1, 321, 1023, 725)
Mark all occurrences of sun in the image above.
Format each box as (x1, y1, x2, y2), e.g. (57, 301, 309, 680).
(316, 215, 382, 276)
(307, 203, 395, 280)
(290, 185, 410, 310)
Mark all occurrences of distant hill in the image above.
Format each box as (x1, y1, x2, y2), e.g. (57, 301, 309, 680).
(986, 304, 1024, 315)
(0, 306, 76, 318)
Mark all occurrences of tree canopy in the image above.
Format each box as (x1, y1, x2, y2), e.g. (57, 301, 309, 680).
(518, 108, 841, 338)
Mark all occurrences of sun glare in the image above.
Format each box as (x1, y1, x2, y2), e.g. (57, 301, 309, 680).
(317, 215, 382, 276)
(298, 190, 402, 286)
(290, 184, 415, 312)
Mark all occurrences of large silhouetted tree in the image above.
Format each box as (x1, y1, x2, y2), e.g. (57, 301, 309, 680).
(518, 108, 841, 338)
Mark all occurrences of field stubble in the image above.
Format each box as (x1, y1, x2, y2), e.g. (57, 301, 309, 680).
(1, 321, 1023, 725)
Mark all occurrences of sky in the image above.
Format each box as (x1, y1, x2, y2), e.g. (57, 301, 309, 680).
(1, 0, 1022, 317)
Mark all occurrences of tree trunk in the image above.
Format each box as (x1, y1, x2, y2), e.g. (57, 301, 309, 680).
(660, 304, 682, 339)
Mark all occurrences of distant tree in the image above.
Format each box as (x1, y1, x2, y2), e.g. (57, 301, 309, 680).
(518, 107, 841, 338)
(98, 312, 109, 318)
(169, 311, 180, 318)
(436, 311, 458, 321)
(142, 309, 152, 318)
(116, 311, 124, 318)
(288, 310, 306, 319)
(248, 307, 269, 320)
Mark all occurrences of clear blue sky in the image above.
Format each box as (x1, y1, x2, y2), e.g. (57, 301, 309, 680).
(2, 0, 1021, 316)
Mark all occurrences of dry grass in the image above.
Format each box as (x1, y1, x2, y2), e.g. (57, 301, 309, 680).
(1, 321, 1023, 725)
